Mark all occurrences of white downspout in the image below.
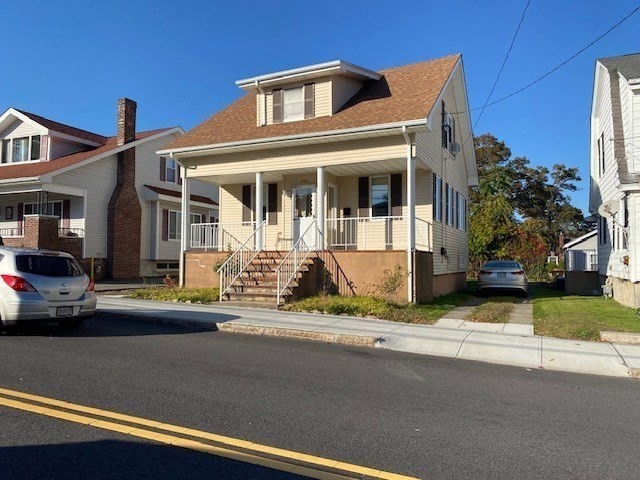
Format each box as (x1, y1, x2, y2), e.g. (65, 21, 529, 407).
(178, 156, 190, 288)
(403, 126, 415, 303)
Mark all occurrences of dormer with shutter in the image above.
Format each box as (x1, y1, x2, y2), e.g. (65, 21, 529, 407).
(236, 60, 382, 126)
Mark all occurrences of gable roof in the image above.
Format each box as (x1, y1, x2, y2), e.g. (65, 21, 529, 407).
(562, 230, 597, 250)
(0, 128, 175, 181)
(167, 54, 461, 150)
(14, 109, 109, 145)
(599, 53, 640, 80)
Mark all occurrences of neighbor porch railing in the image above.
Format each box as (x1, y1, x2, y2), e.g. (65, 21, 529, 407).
(190, 222, 256, 251)
(216, 221, 265, 301)
(59, 227, 85, 238)
(276, 220, 317, 305)
(0, 227, 24, 238)
(325, 216, 432, 251)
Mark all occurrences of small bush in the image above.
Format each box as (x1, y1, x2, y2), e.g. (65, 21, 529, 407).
(374, 265, 405, 301)
(128, 287, 219, 304)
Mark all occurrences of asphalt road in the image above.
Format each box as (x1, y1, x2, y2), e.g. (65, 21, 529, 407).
(1, 316, 639, 480)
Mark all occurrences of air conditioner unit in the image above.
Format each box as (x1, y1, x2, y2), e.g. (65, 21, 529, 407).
(448, 142, 461, 156)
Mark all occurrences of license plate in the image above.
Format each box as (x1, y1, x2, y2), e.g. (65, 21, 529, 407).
(498, 272, 507, 278)
(56, 306, 73, 317)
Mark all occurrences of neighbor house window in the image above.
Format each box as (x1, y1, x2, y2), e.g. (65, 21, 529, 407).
(283, 87, 304, 122)
(190, 213, 203, 224)
(433, 174, 442, 222)
(370, 176, 390, 217)
(166, 158, 177, 183)
(24, 201, 62, 217)
(1, 135, 41, 163)
(169, 210, 181, 241)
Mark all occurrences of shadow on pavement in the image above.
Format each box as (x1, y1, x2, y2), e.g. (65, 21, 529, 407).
(0, 439, 305, 479)
(0, 313, 239, 338)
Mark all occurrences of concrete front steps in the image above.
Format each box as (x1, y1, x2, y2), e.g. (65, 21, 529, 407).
(223, 251, 316, 305)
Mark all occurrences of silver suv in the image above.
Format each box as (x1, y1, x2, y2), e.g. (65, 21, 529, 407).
(0, 247, 96, 329)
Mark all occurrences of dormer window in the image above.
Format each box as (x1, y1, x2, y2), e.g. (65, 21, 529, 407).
(283, 87, 304, 122)
(0, 135, 41, 163)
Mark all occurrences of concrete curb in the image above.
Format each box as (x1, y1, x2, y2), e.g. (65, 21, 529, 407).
(95, 311, 379, 347)
(601, 331, 640, 344)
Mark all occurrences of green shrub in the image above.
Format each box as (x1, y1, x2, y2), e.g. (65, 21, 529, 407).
(128, 287, 220, 304)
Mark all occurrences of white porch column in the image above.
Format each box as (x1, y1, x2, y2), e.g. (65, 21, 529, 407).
(316, 166, 326, 250)
(179, 163, 191, 288)
(255, 172, 264, 250)
(406, 148, 416, 303)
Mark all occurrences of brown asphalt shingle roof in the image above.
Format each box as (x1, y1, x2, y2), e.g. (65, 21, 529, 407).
(144, 185, 218, 206)
(0, 128, 172, 181)
(167, 54, 461, 150)
(16, 109, 109, 145)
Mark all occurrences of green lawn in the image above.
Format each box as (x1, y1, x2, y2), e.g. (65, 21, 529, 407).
(282, 291, 471, 325)
(128, 287, 220, 304)
(533, 286, 640, 340)
(466, 297, 517, 323)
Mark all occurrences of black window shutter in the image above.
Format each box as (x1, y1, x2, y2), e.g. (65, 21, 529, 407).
(358, 177, 369, 217)
(268, 183, 277, 225)
(159, 157, 166, 181)
(304, 83, 315, 119)
(441, 101, 447, 147)
(390, 173, 402, 216)
(242, 185, 252, 222)
(272, 89, 283, 123)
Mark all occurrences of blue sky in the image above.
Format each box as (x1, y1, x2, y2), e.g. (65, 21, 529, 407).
(2, 0, 638, 213)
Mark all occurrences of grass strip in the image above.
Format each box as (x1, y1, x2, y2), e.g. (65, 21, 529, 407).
(128, 287, 220, 304)
(466, 297, 517, 323)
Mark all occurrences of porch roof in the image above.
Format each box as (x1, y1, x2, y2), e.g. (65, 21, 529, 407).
(164, 54, 461, 151)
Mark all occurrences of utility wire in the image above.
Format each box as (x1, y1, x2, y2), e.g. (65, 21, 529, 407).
(473, 0, 531, 130)
(455, 5, 640, 117)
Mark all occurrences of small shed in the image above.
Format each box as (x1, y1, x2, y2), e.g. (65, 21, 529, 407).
(563, 230, 597, 272)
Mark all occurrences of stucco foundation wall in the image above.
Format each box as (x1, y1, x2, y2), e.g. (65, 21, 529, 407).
(608, 275, 640, 308)
(432, 272, 467, 298)
(566, 271, 601, 296)
(317, 250, 407, 303)
(184, 251, 230, 288)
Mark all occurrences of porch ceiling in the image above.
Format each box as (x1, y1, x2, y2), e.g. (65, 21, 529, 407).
(188, 158, 426, 185)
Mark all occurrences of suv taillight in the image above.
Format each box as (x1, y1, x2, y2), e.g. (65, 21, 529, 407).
(2, 275, 37, 292)
(86, 279, 95, 292)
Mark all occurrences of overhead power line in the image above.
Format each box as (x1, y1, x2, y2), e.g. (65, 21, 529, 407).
(455, 5, 640, 117)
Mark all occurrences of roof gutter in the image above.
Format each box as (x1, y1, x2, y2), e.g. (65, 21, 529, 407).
(159, 119, 428, 158)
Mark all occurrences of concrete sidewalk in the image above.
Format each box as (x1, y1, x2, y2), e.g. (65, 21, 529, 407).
(97, 296, 640, 379)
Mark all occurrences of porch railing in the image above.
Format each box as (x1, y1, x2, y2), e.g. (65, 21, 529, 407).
(325, 216, 432, 251)
(415, 218, 431, 251)
(0, 227, 24, 238)
(190, 222, 256, 251)
(216, 221, 265, 301)
(59, 228, 85, 238)
(276, 220, 317, 305)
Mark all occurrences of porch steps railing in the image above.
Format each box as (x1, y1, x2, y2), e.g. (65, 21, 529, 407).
(217, 221, 265, 301)
(276, 220, 318, 305)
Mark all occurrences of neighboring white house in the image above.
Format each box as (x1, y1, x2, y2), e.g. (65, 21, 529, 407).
(563, 230, 598, 272)
(590, 53, 640, 306)
(0, 99, 218, 279)
(160, 55, 478, 304)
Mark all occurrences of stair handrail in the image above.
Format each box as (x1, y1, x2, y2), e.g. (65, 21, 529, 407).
(275, 220, 317, 305)
(216, 220, 266, 301)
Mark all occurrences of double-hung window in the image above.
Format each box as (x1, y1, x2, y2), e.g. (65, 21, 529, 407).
(433, 174, 442, 222)
(283, 87, 304, 122)
(0, 135, 41, 163)
(169, 210, 181, 241)
(166, 158, 177, 183)
(370, 176, 390, 217)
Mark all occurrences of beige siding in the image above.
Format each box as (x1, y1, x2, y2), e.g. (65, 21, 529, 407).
(53, 154, 117, 259)
(331, 76, 363, 113)
(190, 136, 407, 177)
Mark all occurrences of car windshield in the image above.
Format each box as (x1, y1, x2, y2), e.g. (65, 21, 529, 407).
(484, 261, 521, 269)
(15, 255, 83, 277)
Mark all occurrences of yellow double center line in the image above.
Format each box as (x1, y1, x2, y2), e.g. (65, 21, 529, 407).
(0, 387, 418, 480)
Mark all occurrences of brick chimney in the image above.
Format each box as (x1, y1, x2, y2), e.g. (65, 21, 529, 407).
(117, 98, 136, 146)
(107, 98, 142, 279)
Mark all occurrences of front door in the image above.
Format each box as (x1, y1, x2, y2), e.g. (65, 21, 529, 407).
(292, 185, 316, 248)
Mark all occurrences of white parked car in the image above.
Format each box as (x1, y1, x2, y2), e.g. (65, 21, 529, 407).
(0, 247, 96, 329)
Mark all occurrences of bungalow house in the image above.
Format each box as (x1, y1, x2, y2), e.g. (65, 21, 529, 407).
(590, 53, 640, 307)
(160, 54, 477, 304)
(0, 99, 218, 279)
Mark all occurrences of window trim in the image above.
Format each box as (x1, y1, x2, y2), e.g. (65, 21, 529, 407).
(0, 134, 41, 164)
(370, 175, 391, 218)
